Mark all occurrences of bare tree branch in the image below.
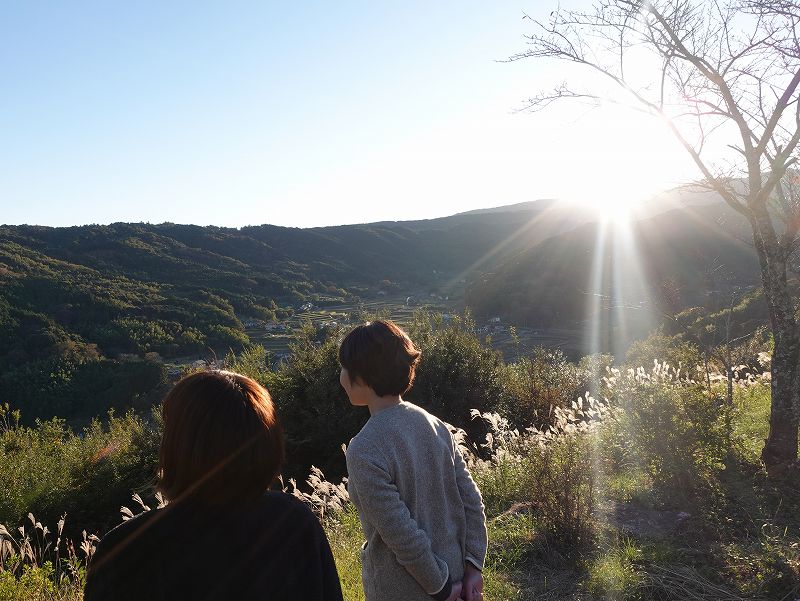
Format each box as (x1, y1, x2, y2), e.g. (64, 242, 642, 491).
(510, 0, 800, 466)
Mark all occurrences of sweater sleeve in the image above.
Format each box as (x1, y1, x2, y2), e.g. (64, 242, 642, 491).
(453, 443, 488, 570)
(347, 449, 450, 596)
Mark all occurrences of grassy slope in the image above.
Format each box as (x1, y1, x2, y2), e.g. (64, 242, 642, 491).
(2, 382, 797, 601)
(328, 381, 796, 600)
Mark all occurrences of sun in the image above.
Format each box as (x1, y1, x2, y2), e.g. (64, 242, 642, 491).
(599, 191, 642, 223)
(604, 201, 633, 224)
(556, 146, 671, 224)
(545, 100, 695, 225)
(563, 193, 639, 224)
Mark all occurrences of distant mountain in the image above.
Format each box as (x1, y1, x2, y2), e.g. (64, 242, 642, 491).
(465, 199, 763, 352)
(0, 185, 769, 417)
(451, 200, 559, 216)
(0, 203, 596, 418)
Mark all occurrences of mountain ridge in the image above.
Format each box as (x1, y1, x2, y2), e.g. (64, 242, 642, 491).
(0, 184, 770, 419)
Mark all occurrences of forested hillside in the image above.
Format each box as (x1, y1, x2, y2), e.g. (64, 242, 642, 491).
(466, 202, 764, 331)
(0, 203, 582, 420)
(0, 191, 769, 421)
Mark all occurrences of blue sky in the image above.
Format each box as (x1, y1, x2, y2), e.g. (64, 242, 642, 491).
(0, 1, 697, 228)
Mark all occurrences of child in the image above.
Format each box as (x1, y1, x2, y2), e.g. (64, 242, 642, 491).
(339, 320, 488, 601)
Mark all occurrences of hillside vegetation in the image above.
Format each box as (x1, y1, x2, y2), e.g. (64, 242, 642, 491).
(0, 194, 771, 424)
(0, 203, 581, 422)
(466, 203, 762, 329)
(0, 315, 796, 600)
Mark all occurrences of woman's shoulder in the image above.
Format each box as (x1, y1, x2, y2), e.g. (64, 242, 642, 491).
(96, 508, 160, 550)
(251, 492, 322, 530)
(400, 399, 441, 420)
(398, 401, 452, 439)
(259, 490, 316, 518)
(88, 508, 164, 584)
(251, 493, 329, 550)
(346, 412, 397, 461)
(357, 401, 438, 432)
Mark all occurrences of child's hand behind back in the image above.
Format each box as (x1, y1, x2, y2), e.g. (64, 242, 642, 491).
(460, 564, 483, 601)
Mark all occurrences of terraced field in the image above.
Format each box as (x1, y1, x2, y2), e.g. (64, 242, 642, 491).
(245, 297, 451, 358)
(244, 295, 583, 362)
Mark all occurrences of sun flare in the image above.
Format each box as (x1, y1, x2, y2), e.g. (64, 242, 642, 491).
(601, 198, 636, 224)
(563, 195, 639, 224)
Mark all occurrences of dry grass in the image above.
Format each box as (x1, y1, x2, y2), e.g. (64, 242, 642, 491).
(0, 362, 796, 600)
(0, 512, 93, 600)
(638, 565, 773, 601)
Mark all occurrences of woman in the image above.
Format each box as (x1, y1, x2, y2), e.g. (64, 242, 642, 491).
(339, 320, 488, 601)
(85, 370, 343, 601)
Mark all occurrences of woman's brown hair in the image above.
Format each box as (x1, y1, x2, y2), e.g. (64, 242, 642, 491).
(338, 320, 421, 396)
(157, 370, 284, 506)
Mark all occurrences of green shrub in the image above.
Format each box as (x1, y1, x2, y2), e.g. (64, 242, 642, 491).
(530, 433, 597, 551)
(482, 513, 532, 600)
(577, 353, 615, 397)
(731, 380, 771, 463)
(0, 563, 82, 601)
(64, 359, 167, 418)
(225, 344, 273, 384)
(268, 324, 367, 481)
(324, 506, 365, 601)
(608, 365, 726, 499)
(0, 350, 167, 423)
(0, 404, 159, 534)
(503, 347, 584, 429)
(408, 312, 511, 442)
(471, 408, 599, 552)
(473, 449, 535, 518)
(207, 324, 249, 347)
(585, 537, 643, 599)
(625, 333, 701, 372)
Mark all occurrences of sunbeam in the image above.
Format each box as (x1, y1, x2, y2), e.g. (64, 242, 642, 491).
(610, 216, 653, 358)
(442, 200, 591, 293)
(586, 220, 610, 360)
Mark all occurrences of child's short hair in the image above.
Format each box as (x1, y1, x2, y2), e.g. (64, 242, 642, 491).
(158, 370, 284, 506)
(338, 320, 421, 396)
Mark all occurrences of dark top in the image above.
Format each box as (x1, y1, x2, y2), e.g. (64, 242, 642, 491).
(84, 491, 343, 601)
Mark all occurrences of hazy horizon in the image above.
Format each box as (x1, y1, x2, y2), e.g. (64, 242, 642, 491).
(3, 179, 716, 230)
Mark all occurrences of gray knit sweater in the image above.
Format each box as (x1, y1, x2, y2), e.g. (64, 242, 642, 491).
(346, 401, 488, 601)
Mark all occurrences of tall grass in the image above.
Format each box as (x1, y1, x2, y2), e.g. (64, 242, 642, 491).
(0, 403, 159, 533)
(0, 512, 93, 601)
(0, 350, 795, 600)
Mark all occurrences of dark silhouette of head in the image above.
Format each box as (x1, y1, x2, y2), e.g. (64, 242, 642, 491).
(158, 370, 284, 506)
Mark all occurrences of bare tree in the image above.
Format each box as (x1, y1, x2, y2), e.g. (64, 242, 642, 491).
(511, 0, 800, 469)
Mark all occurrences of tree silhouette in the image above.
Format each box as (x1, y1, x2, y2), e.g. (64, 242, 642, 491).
(512, 0, 800, 468)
